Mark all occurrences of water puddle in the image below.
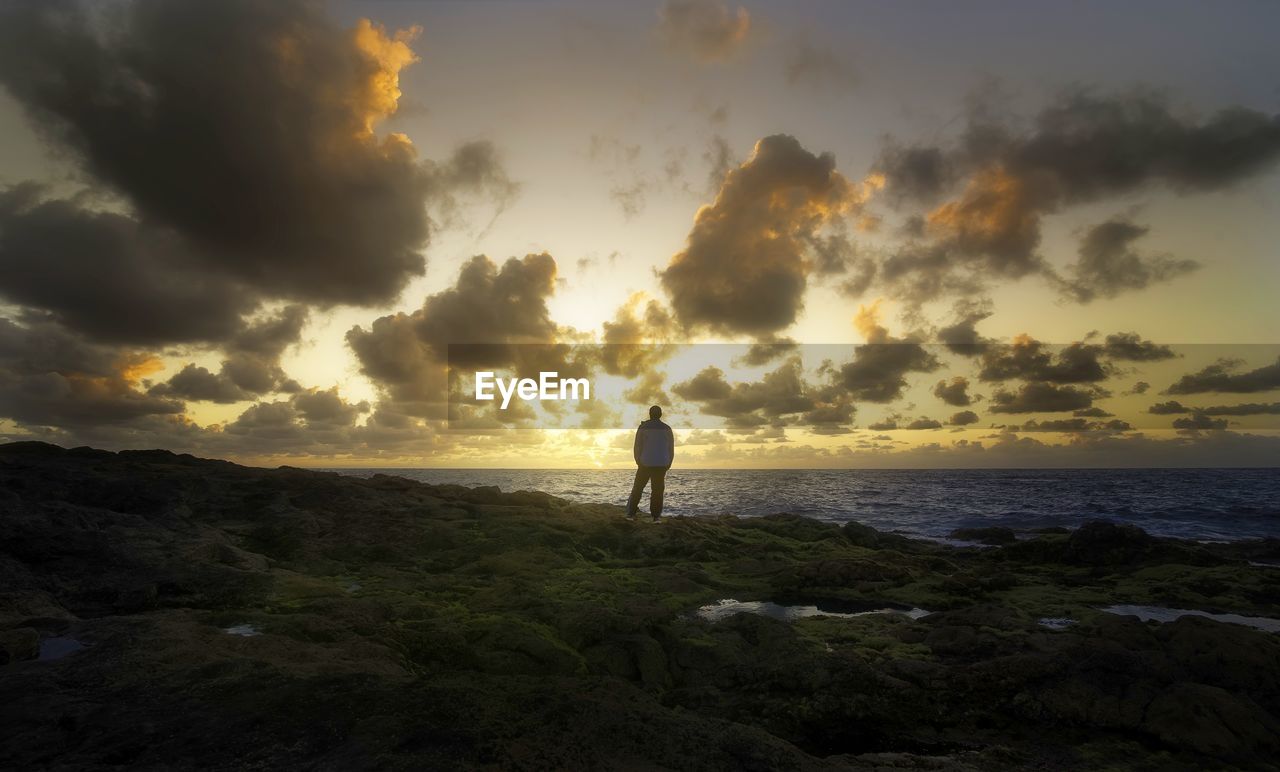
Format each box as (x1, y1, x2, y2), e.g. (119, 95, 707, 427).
(1101, 605, 1280, 634)
(38, 636, 87, 661)
(696, 598, 930, 623)
(1038, 617, 1077, 630)
(222, 624, 262, 637)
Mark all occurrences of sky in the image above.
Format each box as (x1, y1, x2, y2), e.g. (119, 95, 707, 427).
(0, 0, 1278, 468)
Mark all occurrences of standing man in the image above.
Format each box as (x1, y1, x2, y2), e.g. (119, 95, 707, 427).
(626, 405, 674, 521)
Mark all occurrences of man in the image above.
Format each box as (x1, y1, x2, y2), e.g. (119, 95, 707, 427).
(626, 405, 674, 521)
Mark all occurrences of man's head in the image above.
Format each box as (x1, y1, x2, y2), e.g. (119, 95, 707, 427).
(649, 405, 662, 420)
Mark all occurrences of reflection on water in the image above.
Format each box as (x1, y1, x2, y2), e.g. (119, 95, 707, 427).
(1038, 617, 1077, 630)
(38, 636, 87, 660)
(696, 598, 930, 623)
(223, 624, 261, 637)
(1101, 604, 1280, 633)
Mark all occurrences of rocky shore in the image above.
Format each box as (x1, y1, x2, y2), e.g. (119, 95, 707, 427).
(2, 442, 1278, 770)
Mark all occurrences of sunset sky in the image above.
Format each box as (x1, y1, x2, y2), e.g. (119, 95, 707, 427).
(0, 0, 1278, 467)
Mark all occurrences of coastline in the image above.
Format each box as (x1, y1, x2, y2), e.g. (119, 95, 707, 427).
(2, 441, 1279, 769)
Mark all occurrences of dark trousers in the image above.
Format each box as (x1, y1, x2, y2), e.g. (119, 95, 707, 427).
(626, 466, 668, 518)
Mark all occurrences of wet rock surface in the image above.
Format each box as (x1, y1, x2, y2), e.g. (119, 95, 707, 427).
(2, 441, 1279, 769)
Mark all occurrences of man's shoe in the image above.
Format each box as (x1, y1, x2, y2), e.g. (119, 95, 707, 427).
(651, 515, 661, 522)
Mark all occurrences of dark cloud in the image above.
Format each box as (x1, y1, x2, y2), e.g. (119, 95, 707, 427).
(871, 91, 1280, 306)
(735, 339, 798, 367)
(0, 185, 254, 345)
(784, 42, 857, 91)
(0, 0, 499, 308)
(672, 366, 733, 402)
(1152, 400, 1280, 417)
(1018, 417, 1132, 432)
(874, 144, 952, 204)
(1101, 332, 1178, 362)
(1166, 357, 1280, 395)
(948, 409, 980, 426)
(978, 336, 1109, 384)
(1059, 220, 1198, 303)
(932, 376, 973, 406)
(149, 364, 251, 404)
(0, 317, 182, 429)
(150, 306, 308, 402)
(347, 254, 562, 415)
(424, 141, 521, 230)
(1173, 413, 1229, 432)
(1072, 407, 1113, 418)
(936, 299, 994, 356)
(1125, 381, 1151, 395)
(867, 417, 898, 431)
(989, 382, 1096, 413)
(1198, 402, 1280, 416)
(657, 0, 751, 62)
(904, 417, 942, 430)
(673, 358, 851, 431)
(660, 134, 873, 337)
(598, 294, 676, 378)
(831, 305, 939, 403)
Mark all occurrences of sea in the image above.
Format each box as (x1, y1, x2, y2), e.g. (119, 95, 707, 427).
(323, 467, 1280, 543)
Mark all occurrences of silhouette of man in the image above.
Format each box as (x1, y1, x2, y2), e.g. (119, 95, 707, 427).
(626, 405, 674, 521)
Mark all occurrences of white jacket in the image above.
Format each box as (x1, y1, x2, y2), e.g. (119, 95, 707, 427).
(633, 419, 674, 467)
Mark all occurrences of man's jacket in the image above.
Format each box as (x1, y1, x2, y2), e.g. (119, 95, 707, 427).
(633, 419, 675, 467)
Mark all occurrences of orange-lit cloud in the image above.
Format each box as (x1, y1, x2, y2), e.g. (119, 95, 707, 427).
(351, 18, 422, 139)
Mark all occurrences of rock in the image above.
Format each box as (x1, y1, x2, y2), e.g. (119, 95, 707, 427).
(1144, 682, 1280, 758)
(948, 527, 1017, 546)
(0, 627, 38, 663)
(1063, 520, 1154, 565)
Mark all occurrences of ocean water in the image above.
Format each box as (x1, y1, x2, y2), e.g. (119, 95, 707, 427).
(324, 467, 1280, 542)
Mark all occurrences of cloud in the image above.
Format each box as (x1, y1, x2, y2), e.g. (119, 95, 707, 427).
(423, 141, 522, 230)
(933, 376, 973, 406)
(784, 42, 857, 91)
(1172, 413, 1229, 432)
(672, 357, 852, 431)
(870, 91, 1280, 306)
(977, 335, 1109, 384)
(149, 306, 309, 402)
(735, 339, 799, 367)
(948, 409, 980, 426)
(149, 364, 251, 405)
(347, 254, 562, 415)
(1166, 357, 1280, 394)
(936, 299, 994, 356)
(1151, 399, 1280, 417)
(599, 293, 677, 378)
(1058, 220, 1198, 303)
(904, 417, 942, 430)
(0, 0, 502, 308)
(0, 317, 182, 429)
(657, 0, 752, 62)
(831, 303, 939, 402)
(1125, 381, 1151, 395)
(0, 185, 254, 345)
(1101, 332, 1178, 362)
(989, 382, 1096, 413)
(1197, 402, 1280, 416)
(1072, 407, 1113, 418)
(660, 134, 879, 337)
